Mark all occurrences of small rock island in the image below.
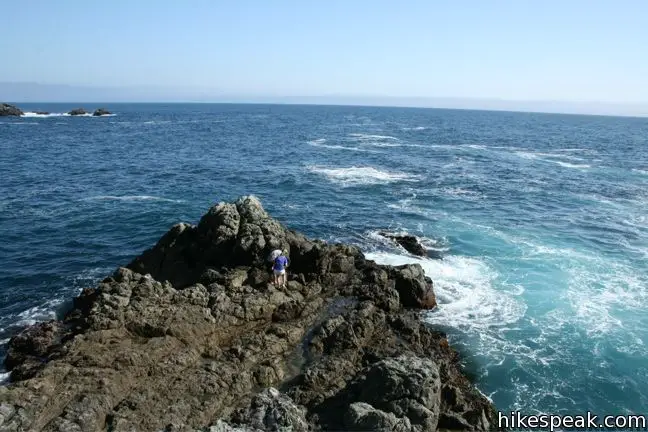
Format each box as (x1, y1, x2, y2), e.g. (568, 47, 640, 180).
(0, 103, 24, 117)
(0, 103, 112, 117)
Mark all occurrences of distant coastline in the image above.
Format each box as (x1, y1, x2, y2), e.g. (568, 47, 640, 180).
(4, 101, 648, 121)
(2, 82, 647, 118)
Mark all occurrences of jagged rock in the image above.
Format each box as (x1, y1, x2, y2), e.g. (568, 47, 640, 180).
(4, 320, 64, 372)
(0, 103, 23, 116)
(34, 111, 49, 115)
(390, 264, 437, 309)
(198, 202, 240, 242)
(92, 108, 111, 116)
(345, 402, 412, 431)
(67, 108, 87, 116)
(229, 388, 309, 432)
(0, 195, 497, 432)
(344, 356, 442, 431)
(128, 222, 199, 287)
(380, 232, 427, 256)
(204, 420, 261, 431)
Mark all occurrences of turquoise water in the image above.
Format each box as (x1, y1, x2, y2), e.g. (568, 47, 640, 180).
(1, 103, 647, 418)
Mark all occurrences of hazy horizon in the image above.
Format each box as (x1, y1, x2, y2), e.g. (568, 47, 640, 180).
(2, 82, 648, 118)
(2, 1, 647, 117)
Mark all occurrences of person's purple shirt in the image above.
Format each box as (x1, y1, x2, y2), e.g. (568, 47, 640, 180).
(273, 255, 288, 271)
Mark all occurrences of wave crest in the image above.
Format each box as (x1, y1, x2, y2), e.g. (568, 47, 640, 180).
(306, 165, 421, 186)
(81, 195, 184, 203)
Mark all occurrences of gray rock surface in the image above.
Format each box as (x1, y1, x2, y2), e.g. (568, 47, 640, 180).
(92, 108, 111, 116)
(67, 108, 87, 116)
(0, 195, 498, 431)
(380, 232, 428, 256)
(0, 103, 23, 116)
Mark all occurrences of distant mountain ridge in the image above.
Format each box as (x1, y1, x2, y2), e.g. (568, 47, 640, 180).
(2, 82, 647, 117)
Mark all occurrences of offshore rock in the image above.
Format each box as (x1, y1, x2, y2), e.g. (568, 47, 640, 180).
(67, 108, 87, 116)
(0, 103, 23, 116)
(0, 195, 498, 431)
(380, 232, 428, 256)
(92, 108, 111, 116)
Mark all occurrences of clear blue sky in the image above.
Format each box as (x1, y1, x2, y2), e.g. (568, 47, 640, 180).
(1, 0, 647, 103)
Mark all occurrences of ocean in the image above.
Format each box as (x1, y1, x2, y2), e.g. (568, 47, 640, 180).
(1, 103, 647, 418)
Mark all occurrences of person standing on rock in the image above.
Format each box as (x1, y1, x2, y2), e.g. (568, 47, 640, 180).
(272, 250, 289, 288)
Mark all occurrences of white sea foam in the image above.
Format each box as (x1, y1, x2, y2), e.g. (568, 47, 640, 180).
(532, 152, 587, 162)
(22, 112, 66, 118)
(515, 151, 539, 160)
(366, 215, 647, 413)
(385, 190, 432, 217)
(364, 251, 526, 332)
(360, 141, 429, 149)
(307, 139, 376, 153)
(81, 195, 185, 203)
(632, 168, 648, 176)
(443, 187, 482, 199)
(402, 126, 427, 131)
(554, 148, 587, 152)
(22, 112, 115, 118)
(142, 120, 172, 125)
(418, 236, 451, 252)
(0, 267, 111, 342)
(514, 151, 590, 169)
(366, 229, 450, 255)
(14, 304, 58, 327)
(551, 161, 590, 169)
(386, 202, 430, 218)
(361, 141, 403, 147)
(348, 133, 400, 141)
(281, 203, 312, 210)
(564, 258, 648, 337)
(491, 233, 648, 346)
(460, 144, 488, 150)
(306, 165, 421, 186)
(0, 372, 11, 385)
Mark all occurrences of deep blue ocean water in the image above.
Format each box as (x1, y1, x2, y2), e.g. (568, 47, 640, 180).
(1, 103, 647, 419)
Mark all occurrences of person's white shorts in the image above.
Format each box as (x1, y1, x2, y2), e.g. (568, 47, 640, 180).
(273, 269, 285, 276)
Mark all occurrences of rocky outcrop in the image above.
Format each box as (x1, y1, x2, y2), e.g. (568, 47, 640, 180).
(218, 388, 309, 432)
(390, 264, 437, 309)
(92, 108, 111, 116)
(0, 195, 497, 431)
(3, 321, 65, 380)
(380, 232, 428, 256)
(67, 108, 87, 116)
(0, 103, 23, 117)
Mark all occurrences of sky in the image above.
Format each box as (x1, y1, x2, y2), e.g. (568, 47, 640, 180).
(1, 1, 647, 112)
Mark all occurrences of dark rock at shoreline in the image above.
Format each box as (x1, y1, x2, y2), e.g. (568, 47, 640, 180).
(68, 108, 87, 116)
(380, 231, 446, 259)
(380, 231, 428, 256)
(0, 103, 23, 117)
(92, 108, 111, 116)
(0, 195, 497, 431)
(34, 111, 50, 115)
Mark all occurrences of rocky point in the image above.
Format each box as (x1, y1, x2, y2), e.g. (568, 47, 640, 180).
(0, 104, 23, 117)
(0, 196, 498, 431)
